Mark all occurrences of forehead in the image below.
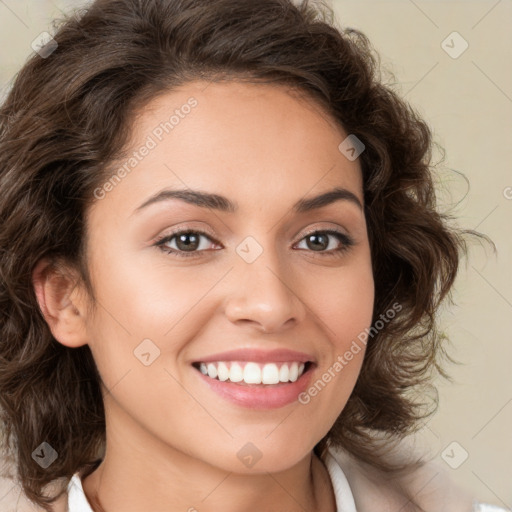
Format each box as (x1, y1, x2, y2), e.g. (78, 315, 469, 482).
(93, 80, 364, 218)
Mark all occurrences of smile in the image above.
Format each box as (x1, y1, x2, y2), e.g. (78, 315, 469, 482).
(192, 359, 315, 409)
(195, 361, 309, 385)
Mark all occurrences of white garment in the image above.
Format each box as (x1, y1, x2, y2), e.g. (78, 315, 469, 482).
(474, 506, 511, 512)
(67, 472, 94, 512)
(66, 447, 509, 512)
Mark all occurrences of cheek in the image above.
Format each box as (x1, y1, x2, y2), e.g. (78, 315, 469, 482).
(328, 281, 374, 348)
(87, 244, 202, 337)
(84, 248, 226, 393)
(297, 262, 374, 417)
(310, 260, 375, 346)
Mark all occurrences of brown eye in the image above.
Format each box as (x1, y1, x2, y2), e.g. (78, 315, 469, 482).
(155, 230, 219, 258)
(174, 232, 201, 252)
(304, 232, 330, 251)
(295, 230, 354, 256)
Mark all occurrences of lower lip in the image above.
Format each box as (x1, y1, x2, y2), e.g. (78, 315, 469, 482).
(194, 364, 315, 409)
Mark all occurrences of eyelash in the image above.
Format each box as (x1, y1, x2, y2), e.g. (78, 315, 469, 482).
(154, 228, 354, 259)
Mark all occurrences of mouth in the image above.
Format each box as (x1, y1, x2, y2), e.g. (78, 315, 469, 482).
(192, 360, 314, 386)
(191, 358, 316, 409)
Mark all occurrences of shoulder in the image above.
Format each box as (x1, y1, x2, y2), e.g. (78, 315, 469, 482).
(326, 442, 507, 512)
(0, 454, 68, 512)
(0, 472, 44, 511)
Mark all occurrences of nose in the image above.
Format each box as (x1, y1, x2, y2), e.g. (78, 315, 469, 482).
(223, 249, 306, 334)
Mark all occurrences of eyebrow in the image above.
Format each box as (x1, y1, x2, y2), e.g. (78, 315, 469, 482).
(133, 186, 363, 215)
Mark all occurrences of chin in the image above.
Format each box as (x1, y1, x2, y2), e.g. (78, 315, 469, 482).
(204, 436, 317, 475)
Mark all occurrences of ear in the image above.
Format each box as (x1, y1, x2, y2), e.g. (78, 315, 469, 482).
(32, 258, 90, 348)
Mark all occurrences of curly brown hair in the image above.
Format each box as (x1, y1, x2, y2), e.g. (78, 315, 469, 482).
(0, 0, 494, 510)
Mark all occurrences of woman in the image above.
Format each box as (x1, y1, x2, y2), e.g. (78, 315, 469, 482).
(0, 0, 504, 511)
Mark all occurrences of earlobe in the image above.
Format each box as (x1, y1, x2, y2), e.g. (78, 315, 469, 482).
(32, 258, 89, 348)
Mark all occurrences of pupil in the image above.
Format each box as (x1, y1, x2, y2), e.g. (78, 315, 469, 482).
(178, 233, 198, 251)
(309, 234, 327, 251)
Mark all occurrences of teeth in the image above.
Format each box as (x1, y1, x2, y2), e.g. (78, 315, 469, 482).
(217, 362, 229, 381)
(207, 363, 217, 379)
(289, 362, 299, 382)
(197, 361, 308, 384)
(261, 363, 279, 384)
(244, 362, 261, 384)
(229, 362, 243, 382)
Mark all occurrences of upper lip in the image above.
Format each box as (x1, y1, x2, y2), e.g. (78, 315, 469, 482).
(192, 348, 315, 364)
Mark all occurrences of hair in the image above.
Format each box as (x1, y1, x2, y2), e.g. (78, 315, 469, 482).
(0, 0, 495, 510)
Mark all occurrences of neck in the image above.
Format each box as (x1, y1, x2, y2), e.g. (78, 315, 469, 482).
(81, 440, 336, 512)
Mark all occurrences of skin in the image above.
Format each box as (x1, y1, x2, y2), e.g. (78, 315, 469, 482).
(33, 80, 375, 512)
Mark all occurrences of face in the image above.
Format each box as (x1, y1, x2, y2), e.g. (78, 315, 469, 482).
(76, 80, 374, 474)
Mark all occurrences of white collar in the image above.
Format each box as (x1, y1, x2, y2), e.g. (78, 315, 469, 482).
(323, 446, 358, 511)
(67, 472, 94, 512)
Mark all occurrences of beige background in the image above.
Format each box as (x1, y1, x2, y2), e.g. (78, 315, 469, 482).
(0, 0, 510, 508)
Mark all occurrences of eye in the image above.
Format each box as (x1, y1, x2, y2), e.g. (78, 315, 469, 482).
(294, 229, 354, 257)
(154, 228, 354, 258)
(155, 229, 219, 258)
